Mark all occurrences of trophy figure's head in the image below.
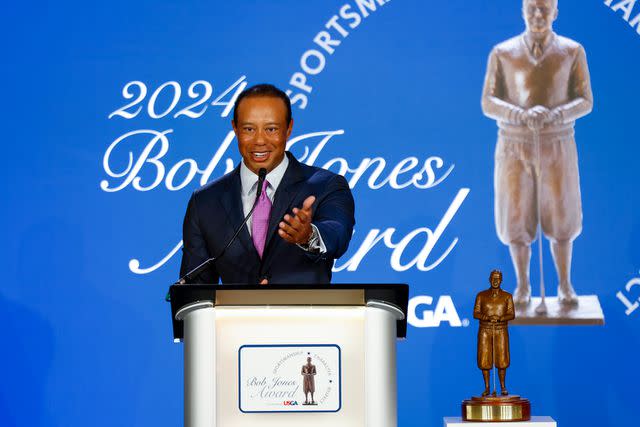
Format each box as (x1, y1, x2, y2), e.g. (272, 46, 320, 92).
(523, 0, 558, 35)
(489, 270, 503, 290)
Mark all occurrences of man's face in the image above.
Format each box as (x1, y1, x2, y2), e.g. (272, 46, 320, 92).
(233, 96, 292, 175)
(523, 0, 557, 34)
(307, 357, 312, 364)
(490, 273, 502, 289)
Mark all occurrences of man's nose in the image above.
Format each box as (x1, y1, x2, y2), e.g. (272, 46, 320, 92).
(255, 129, 266, 144)
(534, 8, 543, 18)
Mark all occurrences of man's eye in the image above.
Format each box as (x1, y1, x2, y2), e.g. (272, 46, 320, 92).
(243, 127, 254, 132)
(266, 127, 277, 133)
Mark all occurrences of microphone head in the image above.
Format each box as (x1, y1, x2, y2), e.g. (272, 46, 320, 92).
(258, 168, 267, 179)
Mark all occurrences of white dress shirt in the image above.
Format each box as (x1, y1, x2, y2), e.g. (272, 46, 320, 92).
(239, 156, 326, 253)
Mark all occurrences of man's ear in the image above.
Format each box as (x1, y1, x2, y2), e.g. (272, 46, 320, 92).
(286, 119, 294, 139)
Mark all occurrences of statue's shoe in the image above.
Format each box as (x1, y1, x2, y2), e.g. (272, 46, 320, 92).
(501, 389, 509, 396)
(558, 283, 578, 306)
(513, 285, 531, 306)
(482, 389, 490, 397)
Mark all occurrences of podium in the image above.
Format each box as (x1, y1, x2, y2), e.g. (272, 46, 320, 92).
(169, 284, 408, 427)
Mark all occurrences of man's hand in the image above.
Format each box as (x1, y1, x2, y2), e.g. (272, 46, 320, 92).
(525, 105, 550, 130)
(525, 105, 562, 130)
(278, 195, 316, 244)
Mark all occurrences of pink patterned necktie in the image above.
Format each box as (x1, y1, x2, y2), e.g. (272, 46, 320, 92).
(252, 179, 271, 258)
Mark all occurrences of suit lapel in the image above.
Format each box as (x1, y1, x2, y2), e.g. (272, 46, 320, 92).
(261, 155, 307, 271)
(221, 167, 258, 258)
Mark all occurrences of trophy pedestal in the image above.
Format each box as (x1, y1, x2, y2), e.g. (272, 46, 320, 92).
(461, 395, 531, 422)
(445, 415, 556, 426)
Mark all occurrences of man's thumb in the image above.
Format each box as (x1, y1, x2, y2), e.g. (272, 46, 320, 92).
(302, 195, 316, 211)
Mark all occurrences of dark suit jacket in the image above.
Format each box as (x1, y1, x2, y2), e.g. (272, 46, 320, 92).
(179, 152, 355, 284)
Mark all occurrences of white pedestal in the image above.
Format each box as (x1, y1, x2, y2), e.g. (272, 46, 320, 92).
(444, 416, 556, 427)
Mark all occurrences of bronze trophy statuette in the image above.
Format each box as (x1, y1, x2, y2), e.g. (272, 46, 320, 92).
(462, 270, 531, 422)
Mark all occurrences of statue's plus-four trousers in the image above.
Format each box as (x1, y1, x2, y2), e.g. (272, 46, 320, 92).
(462, 270, 531, 422)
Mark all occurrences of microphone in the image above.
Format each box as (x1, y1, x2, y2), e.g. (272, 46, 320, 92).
(174, 167, 268, 285)
(253, 167, 268, 209)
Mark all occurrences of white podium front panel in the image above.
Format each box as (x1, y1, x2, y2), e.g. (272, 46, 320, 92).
(215, 306, 365, 427)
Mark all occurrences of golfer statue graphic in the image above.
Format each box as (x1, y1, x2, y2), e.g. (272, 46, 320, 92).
(481, 0, 593, 310)
(301, 357, 317, 405)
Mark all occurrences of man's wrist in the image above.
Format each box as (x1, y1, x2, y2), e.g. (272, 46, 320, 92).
(297, 224, 321, 253)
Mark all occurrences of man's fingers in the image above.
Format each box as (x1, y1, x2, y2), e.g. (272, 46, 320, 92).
(293, 208, 309, 223)
(532, 105, 549, 114)
(528, 106, 547, 119)
(280, 218, 300, 234)
(278, 228, 295, 243)
(279, 214, 312, 244)
(285, 214, 304, 228)
(278, 198, 315, 245)
(259, 278, 269, 285)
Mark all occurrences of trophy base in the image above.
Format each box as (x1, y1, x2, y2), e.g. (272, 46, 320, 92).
(462, 395, 531, 422)
(445, 416, 556, 427)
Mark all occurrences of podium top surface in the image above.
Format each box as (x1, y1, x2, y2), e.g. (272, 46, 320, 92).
(168, 284, 409, 341)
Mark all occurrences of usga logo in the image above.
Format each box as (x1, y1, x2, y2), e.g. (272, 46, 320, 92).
(283, 401, 299, 406)
(408, 295, 466, 328)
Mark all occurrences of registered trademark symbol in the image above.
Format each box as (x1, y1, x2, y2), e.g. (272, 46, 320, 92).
(462, 318, 470, 327)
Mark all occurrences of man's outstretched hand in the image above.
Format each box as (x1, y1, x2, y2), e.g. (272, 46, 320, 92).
(278, 195, 316, 245)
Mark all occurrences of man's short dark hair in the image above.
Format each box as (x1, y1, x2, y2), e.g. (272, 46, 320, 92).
(233, 83, 292, 125)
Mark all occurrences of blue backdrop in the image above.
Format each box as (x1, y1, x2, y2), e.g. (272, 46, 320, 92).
(2, 1, 639, 426)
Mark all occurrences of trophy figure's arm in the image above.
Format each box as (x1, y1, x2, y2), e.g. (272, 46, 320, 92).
(473, 295, 486, 321)
(552, 46, 593, 124)
(503, 295, 516, 322)
(481, 49, 525, 125)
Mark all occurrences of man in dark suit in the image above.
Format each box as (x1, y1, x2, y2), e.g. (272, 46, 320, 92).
(179, 84, 355, 284)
